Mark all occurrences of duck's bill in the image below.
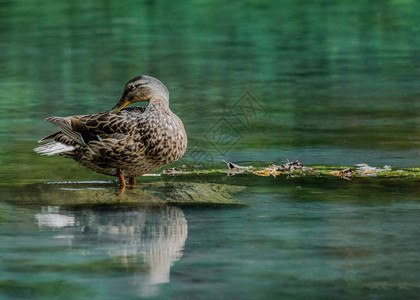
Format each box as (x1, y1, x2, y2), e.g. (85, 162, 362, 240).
(111, 98, 131, 112)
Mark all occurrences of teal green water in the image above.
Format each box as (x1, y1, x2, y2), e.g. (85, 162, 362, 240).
(0, 0, 420, 299)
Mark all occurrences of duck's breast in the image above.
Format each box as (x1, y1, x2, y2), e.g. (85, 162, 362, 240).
(139, 111, 187, 163)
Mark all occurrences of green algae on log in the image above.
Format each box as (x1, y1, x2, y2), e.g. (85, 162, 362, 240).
(177, 162, 420, 179)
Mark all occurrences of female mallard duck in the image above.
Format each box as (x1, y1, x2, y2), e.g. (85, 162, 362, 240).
(34, 75, 187, 188)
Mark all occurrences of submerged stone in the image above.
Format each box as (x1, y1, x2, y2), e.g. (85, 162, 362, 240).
(12, 181, 245, 208)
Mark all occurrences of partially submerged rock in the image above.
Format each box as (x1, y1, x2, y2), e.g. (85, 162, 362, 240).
(13, 181, 245, 208)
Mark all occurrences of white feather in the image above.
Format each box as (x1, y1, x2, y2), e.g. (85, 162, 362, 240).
(34, 142, 75, 156)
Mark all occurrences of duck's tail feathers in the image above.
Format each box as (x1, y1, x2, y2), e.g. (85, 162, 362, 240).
(34, 141, 75, 156)
(45, 117, 85, 145)
(38, 132, 60, 143)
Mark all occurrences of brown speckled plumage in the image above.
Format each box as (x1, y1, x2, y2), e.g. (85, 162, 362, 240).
(35, 76, 187, 187)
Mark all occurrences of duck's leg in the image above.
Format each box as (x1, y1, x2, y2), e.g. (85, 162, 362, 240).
(128, 176, 135, 188)
(117, 169, 126, 188)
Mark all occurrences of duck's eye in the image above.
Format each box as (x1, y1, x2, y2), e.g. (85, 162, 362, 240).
(128, 85, 136, 91)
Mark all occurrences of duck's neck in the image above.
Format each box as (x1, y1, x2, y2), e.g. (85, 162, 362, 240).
(147, 95, 170, 113)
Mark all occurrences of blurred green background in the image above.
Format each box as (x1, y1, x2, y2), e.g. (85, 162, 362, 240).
(0, 0, 419, 182)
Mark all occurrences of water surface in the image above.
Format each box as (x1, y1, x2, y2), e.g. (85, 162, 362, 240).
(1, 176, 420, 299)
(0, 0, 419, 299)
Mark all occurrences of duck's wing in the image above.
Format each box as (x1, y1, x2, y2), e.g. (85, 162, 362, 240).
(37, 113, 90, 145)
(40, 107, 146, 146)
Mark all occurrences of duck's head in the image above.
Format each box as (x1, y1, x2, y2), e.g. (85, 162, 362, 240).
(111, 75, 169, 112)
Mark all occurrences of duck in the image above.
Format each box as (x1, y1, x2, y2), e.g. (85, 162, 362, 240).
(34, 75, 188, 188)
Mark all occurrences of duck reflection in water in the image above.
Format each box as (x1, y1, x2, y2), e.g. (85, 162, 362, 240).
(36, 205, 188, 298)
